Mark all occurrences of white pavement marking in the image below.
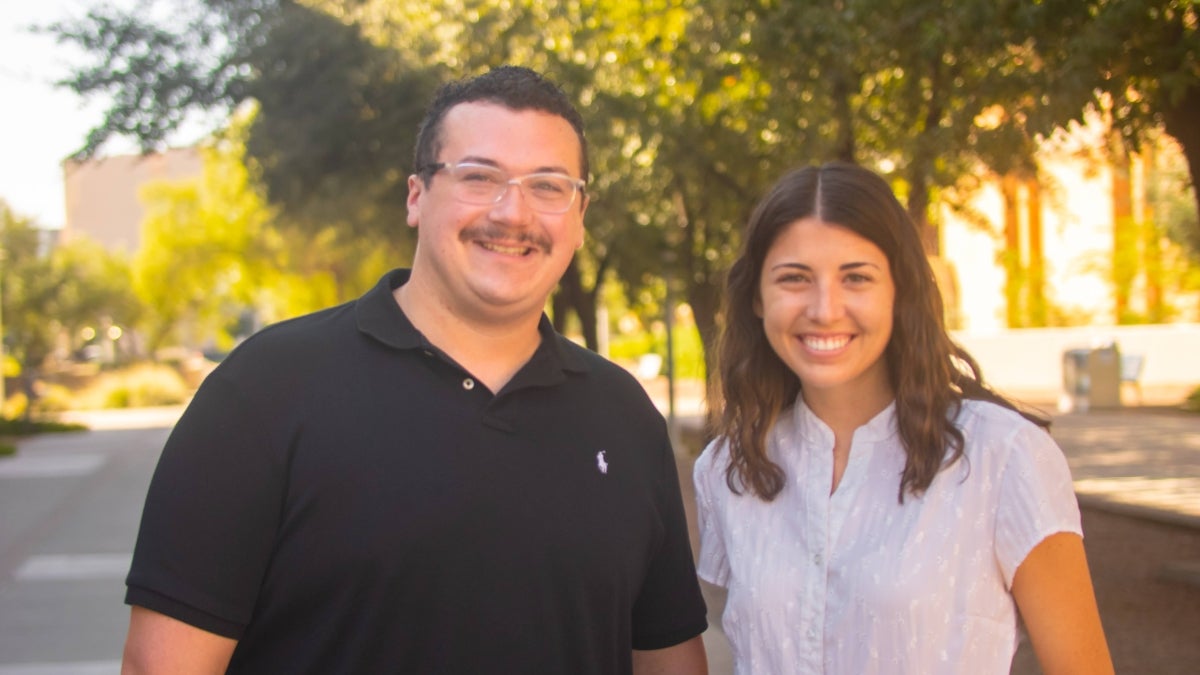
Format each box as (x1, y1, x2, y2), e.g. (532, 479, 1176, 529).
(53, 406, 184, 430)
(13, 554, 132, 581)
(0, 662, 119, 675)
(1075, 476, 1200, 520)
(0, 454, 105, 478)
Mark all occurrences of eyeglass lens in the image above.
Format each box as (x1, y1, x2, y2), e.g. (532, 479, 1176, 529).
(447, 164, 579, 213)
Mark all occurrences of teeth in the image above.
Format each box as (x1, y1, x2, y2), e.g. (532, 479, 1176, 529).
(805, 335, 850, 352)
(481, 242, 529, 255)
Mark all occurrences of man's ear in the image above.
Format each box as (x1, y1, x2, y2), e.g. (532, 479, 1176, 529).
(406, 174, 423, 228)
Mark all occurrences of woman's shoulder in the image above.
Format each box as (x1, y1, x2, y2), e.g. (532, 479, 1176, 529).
(693, 435, 729, 480)
(956, 398, 1047, 436)
(954, 399, 1061, 471)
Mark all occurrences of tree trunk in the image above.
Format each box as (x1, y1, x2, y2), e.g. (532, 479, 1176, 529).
(555, 259, 599, 352)
(685, 280, 720, 385)
(1111, 148, 1134, 323)
(1160, 85, 1200, 244)
(831, 69, 857, 163)
(1026, 176, 1047, 326)
(906, 162, 938, 256)
(1001, 174, 1023, 327)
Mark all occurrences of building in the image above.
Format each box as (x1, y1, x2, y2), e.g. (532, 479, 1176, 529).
(61, 147, 202, 252)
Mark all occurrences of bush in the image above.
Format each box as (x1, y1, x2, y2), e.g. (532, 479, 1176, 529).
(1184, 385, 1200, 413)
(62, 363, 190, 410)
(0, 417, 86, 435)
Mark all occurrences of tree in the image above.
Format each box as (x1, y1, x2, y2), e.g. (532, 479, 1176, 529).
(1, 201, 140, 413)
(49, 0, 1199, 376)
(134, 120, 399, 352)
(47, 0, 438, 258)
(1025, 0, 1200, 226)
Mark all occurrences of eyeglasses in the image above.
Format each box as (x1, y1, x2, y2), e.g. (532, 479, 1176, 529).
(420, 161, 586, 214)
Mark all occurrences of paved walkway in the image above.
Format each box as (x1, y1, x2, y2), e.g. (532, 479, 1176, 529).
(1050, 405, 1200, 528)
(43, 391, 1200, 675)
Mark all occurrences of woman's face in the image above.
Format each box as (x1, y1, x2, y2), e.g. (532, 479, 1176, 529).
(757, 217, 895, 401)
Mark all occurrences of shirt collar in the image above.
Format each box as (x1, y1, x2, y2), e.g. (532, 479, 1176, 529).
(794, 394, 898, 443)
(355, 268, 590, 380)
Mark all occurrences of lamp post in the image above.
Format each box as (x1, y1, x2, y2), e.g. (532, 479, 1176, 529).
(662, 250, 677, 427)
(0, 247, 6, 411)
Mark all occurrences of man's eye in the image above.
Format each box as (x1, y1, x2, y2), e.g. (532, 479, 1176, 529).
(528, 177, 569, 195)
(460, 169, 502, 183)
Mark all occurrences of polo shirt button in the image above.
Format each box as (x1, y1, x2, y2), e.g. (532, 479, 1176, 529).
(422, 350, 433, 357)
(462, 378, 475, 390)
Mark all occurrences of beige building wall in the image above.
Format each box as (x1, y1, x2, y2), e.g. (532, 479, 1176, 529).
(61, 147, 202, 252)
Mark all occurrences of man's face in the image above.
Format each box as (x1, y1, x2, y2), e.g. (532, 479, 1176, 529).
(406, 102, 587, 324)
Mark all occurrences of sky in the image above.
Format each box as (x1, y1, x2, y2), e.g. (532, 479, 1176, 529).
(0, 0, 199, 230)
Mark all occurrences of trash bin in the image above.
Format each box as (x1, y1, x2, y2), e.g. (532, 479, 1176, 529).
(1060, 344, 1122, 412)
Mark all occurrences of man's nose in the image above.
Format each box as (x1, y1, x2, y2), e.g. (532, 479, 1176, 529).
(489, 181, 533, 221)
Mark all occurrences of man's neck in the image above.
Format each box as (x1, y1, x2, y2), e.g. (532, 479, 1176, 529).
(393, 281, 543, 394)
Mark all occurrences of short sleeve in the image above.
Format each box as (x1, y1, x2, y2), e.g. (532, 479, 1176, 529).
(994, 423, 1082, 587)
(124, 369, 285, 638)
(630, 437, 709, 650)
(693, 440, 731, 588)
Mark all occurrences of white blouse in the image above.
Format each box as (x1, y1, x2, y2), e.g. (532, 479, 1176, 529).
(694, 398, 1081, 675)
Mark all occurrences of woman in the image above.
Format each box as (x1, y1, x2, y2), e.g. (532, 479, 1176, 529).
(694, 162, 1112, 674)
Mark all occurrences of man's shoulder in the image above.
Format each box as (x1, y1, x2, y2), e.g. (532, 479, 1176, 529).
(552, 334, 644, 386)
(218, 301, 359, 369)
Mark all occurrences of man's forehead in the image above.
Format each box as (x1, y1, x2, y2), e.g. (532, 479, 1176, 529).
(439, 102, 584, 174)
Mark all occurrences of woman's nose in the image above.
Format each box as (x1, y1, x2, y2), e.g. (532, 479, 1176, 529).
(806, 283, 845, 323)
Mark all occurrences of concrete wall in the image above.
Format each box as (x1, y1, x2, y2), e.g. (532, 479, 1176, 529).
(952, 323, 1200, 403)
(62, 148, 202, 252)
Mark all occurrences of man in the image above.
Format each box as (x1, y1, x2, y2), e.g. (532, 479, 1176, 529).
(120, 65, 709, 674)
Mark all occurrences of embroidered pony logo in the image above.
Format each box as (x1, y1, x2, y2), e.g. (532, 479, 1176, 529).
(596, 450, 609, 474)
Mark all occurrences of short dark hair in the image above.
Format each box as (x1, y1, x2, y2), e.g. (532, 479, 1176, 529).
(413, 65, 589, 183)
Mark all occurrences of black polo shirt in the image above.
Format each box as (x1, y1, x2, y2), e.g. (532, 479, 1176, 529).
(125, 269, 707, 674)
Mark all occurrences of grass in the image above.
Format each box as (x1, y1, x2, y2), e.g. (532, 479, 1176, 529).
(0, 416, 88, 457)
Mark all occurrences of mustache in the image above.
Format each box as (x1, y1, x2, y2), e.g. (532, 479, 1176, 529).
(460, 224, 552, 254)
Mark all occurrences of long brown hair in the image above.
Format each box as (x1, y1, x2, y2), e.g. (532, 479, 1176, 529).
(713, 162, 1047, 502)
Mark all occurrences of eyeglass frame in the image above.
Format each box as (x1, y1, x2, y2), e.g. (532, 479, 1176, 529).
(417, 161, 588, 214)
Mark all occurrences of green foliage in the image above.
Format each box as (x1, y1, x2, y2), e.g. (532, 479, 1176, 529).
(1, 201, 138, 382)
(43, 0, 1200, 378)
(132, 118, 398, 351)
(608, 312, 707, 381)
(40, 363, 190, 411)
(0, 416, 87, 436)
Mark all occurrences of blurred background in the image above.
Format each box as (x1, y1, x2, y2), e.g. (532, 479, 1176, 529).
(0, 2, 1198, 673)
(0, 0, 1198, 422)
